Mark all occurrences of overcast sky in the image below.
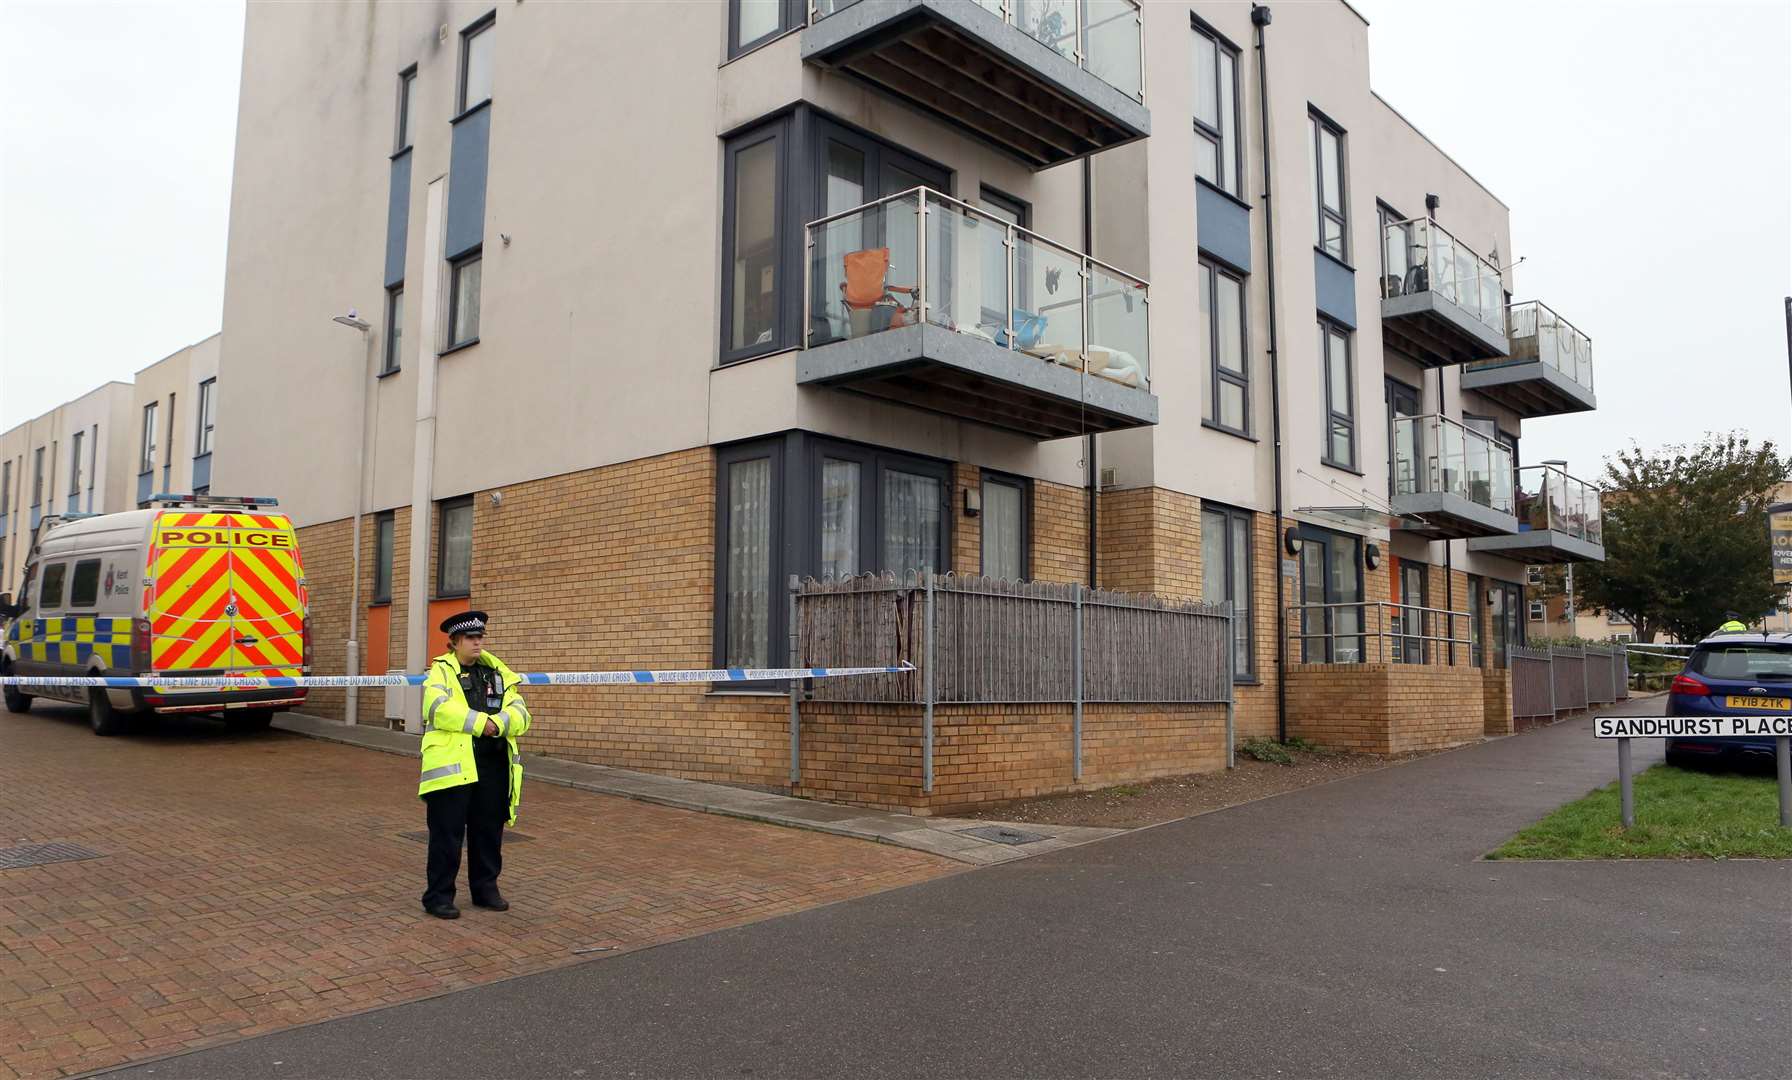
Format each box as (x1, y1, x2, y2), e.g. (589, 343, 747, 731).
(2, 0, 1789, 474)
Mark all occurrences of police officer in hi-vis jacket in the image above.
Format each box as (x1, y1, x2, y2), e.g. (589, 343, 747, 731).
(418, 610, 531, 919)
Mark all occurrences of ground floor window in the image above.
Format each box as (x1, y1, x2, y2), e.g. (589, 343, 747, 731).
(1201, 503, 1253, 678)
(1397, 560, 1428, 664)
(980, 471, 1029, 581)
(1489, 580, 1524, 668)
(1295, 525, 1363, 663)
(1468, 574, 1485, 668)
(715, 433, 954, 669)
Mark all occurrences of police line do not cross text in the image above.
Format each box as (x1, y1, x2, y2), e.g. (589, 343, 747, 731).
(1595, 716, 1792, 739)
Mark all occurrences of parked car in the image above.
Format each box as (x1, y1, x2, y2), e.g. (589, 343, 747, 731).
(1664, 632, 1792, 770)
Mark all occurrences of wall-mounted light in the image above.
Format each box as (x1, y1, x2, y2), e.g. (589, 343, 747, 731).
(1364, 542, 1381, 569)
(1283, 527, 1303, 556)
(962, 487, 981, 518)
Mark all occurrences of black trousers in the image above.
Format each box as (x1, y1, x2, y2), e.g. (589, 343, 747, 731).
(421, 745, 509, 909)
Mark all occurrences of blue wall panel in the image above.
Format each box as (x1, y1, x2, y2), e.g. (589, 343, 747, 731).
(1314, 250, 1357, 328)
(445, 105, 491, 260)
(1195, 183, 1251, 273)
(384, 151, 412, 287)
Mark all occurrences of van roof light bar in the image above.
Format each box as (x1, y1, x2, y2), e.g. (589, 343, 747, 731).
(149, 493, 280, 508)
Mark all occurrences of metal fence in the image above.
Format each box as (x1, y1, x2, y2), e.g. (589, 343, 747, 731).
(789, 573, 1234, 789)
(1509, 643, 1628, 722)
(1284, 601, 1474, 666)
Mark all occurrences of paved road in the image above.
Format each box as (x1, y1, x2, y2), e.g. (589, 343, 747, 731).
(113, 701, 1791, 1079)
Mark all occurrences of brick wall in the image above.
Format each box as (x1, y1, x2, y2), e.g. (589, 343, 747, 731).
(1482, 667, 1513, 736)
(1096, 487, 1200, 597)
(1285, 662, 1485, 754)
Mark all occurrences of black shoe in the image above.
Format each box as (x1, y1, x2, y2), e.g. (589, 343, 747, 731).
(472, 893, 509, 912)
(425, 902, 461, 920)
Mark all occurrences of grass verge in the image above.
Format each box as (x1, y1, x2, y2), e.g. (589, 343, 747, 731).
(1489, 764, 1792, 860)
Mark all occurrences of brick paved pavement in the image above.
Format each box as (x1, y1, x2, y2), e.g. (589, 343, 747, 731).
(0, 706, 954, 1080)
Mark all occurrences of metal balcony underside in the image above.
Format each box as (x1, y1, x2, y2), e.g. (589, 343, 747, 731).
(1468, 529, 1605, 565)
(801, 1, 1149, 169)
(1391, 491, 1518, 540)
(797, 323, 1158, 440)
(1380, 291, 1511, 368)
(1461, 360, 1597, 417)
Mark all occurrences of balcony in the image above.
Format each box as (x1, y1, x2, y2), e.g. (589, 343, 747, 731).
(1462, 301, 1597, 417)
(802, 0, 1148, 169)
(1390, 414, 1517, 539)
(798, 187, 1157, 439)
(1379, 217, 1509, 367)
(1468, 464, 1605, 564)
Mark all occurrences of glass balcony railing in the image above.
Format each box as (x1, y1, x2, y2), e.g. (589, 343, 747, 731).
(805, 186, 1149, 390)
(1476, 301, 1594, 392)
(811, 0, 1145, 102)
(1379, 216, 1506, 338)
(1515, 464, 1603, 544)
(1391, 413, 1514, 516)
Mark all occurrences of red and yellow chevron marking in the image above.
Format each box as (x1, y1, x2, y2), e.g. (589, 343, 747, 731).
(144, 511, 306, 678)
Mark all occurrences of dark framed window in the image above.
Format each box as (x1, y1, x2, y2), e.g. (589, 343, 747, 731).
(40, 561, 67, 609)
(196, 378, 217, 456)
(1377, 201, 1411, 296)
(721, 120, 789, 363)
(1310, 110, 1348, 261)
(68, 431, 84, 493)
(139, 403, 158, 474)
(1398, 560, 1429, 664)
(437, 497, 473, 598)
(714, 432, 954, 669)
(69, 559, 101, 609)
(980, 471, 1030, 581)
(448, 253, 481, 348)
(1192, 19, 1242, 198)
(395, 66, 417, 152)
(979, 187, 1029, 325)
(1320, 318, 1355, 470)
(1294, 525, 1363, 663)
(458, 13, 495, 115)
(729, 0, 803, 58)
(31, 447, 44, 506)
(1201, 504, 1254, 678)
(1468, 573, 1485, 668)
(1489, 580, 1524, 668)
(1199, 259, 1249, 434)
(373, 511, 396, 604)
(1, 461, 10, 513)
(716, 440, 784, 668)
(383, 286, 404, 374)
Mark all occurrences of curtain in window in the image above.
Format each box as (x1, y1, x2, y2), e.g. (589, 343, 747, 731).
(982, 480, 1023, 580)
(820, 458, 859, 579)
(441, 505, 473, 595)
(881, 470, 940, 574)
(725, 459, 772, 666)
(1229, 514, 1251, 673)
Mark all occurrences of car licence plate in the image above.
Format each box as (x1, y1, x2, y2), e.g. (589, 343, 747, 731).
(1725, 695, 1791, 711)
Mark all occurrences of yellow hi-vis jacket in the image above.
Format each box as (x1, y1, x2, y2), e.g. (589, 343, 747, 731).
(418, 650, 532, 825)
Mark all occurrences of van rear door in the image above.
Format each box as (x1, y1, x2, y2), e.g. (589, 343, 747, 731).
(146, 512, 306, 682)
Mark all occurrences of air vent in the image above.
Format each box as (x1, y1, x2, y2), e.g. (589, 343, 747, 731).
(1099, 466, 1118, 490)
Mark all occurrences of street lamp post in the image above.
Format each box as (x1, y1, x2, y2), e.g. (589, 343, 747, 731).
(333, 310, 373, 727)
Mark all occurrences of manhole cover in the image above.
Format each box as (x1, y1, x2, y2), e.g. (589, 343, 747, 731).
(398, 831, 533, 845)
(0, 842, 103, 870)
(959, 826, 1050, 846)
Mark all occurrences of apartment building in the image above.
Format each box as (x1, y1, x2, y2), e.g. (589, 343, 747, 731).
(0, 335, 222, 601)
(211, 0, 1604, 809)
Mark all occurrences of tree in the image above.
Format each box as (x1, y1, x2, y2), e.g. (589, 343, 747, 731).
(1578, 434, 1792, 643)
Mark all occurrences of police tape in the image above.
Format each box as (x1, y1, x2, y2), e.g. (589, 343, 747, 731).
(0, 664, 917, 691)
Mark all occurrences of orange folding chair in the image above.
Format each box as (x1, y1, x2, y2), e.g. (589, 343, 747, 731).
(840, 247, 917, 335)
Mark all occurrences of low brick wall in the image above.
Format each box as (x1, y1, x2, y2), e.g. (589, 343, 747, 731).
(1482, 668, 1513, 736)
(795, 701, 1227, 815)
(1285, 663, 1486, 755)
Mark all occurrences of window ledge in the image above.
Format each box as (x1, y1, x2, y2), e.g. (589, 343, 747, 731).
(722, 26, 802, 67)
(715, 345, 799, 370)
(438, 338, 480, 359)
(450, 98, 492, 126)
(1320, 458, 1365, 478)
(1314, 247, 1356, 273)
(1202, 420, 1258, 443)
(435, 590, 471, 601)
(389, 144, 413, 164)
(377, 366, 402, 380)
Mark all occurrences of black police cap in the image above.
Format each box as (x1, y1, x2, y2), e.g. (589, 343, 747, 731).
(440, 610, 489, 637)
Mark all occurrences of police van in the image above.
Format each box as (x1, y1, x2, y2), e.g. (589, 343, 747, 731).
(0, 494, 310, 735)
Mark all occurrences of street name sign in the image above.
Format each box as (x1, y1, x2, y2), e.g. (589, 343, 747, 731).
(1595, 715, 1792, 739)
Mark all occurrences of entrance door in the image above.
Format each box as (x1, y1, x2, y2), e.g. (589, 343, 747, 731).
(1386, 378, 1422, 497)
(1296, 526, 1364, 662)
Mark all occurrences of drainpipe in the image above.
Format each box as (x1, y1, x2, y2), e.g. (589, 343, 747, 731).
(1437, 375, 1454, 663)
(1083, 155, 1098, 588)
(1252, 3, 1287, 741)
